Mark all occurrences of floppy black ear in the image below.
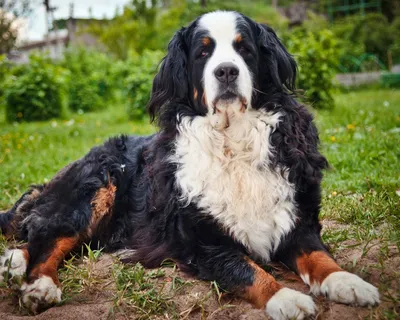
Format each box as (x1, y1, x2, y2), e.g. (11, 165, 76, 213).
(257, 24, 297, 91)
(148, 28, 188, 122)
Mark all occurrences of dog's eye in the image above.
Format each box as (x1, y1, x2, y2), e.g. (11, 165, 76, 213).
(201, 50, 209, 57)
(238, 45, 250, 56)
(197, 49, 210, 59)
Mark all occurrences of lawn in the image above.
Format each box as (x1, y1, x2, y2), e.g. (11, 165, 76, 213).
(0, 88, 399, 319)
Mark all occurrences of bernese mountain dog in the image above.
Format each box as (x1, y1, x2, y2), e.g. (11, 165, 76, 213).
(0, 11, 379, 319)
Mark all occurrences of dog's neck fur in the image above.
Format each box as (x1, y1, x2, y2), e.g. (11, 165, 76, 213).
(170, 105, 296, 262)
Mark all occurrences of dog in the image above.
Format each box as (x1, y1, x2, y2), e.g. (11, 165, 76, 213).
(0, 11, 379, 319)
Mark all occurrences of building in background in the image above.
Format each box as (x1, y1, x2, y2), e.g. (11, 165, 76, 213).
(8, 18, 105, 64)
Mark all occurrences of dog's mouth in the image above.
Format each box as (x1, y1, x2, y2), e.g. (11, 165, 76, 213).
(212, 90, 248, 112)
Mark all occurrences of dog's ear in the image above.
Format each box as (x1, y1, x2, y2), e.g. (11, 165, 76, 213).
(148, 28, 188, 122)
(257, 24, 296, 91)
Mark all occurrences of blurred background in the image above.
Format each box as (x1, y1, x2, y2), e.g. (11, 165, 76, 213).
(1, 0, 399, 122)
(0, 1, 399, 319)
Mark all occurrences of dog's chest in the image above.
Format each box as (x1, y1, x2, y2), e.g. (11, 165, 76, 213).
(172, 111, 296, 262)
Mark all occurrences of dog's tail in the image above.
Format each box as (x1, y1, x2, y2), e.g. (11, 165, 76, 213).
(0, 185, 44, 238)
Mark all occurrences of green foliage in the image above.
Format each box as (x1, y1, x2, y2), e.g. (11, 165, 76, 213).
(286, 29, 339, 109)
(352, 14, 393, 65)
(332, 13, 395, 69)
(0, 54, 11, 106)
(4, 54, 66, 122)
(119, 50, 164, 120)
(381, 73, 400, 88)
(86, 0, 159, 59)
(63, 47, 113, 112)
(389, 18, 400, 64)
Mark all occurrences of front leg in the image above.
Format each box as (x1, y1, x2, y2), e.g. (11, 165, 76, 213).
(276, 232, 380, 307)
(195, 245, 316, 320)
(22, 236, 79, 312)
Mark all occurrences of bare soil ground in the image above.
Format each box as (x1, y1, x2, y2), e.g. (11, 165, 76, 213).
(0, 229, 398, 320)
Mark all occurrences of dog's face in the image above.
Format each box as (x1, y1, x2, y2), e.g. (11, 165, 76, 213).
(149, 11, 296, 124)
(190, 12, 256, 112)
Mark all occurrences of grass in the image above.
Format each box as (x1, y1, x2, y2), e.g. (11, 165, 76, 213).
(112, 262, 178, 319)
(0, 88, 399, 318)
(314, 89, 400, 251)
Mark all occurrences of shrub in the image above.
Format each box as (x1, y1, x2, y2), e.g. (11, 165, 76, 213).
(285, 29, 339, 109)
(122, 50, 164, 119)
(63, 48, 114, 112)
(0, 55, 14, 107)
(331, 13, 395, 69)
(389, 18, 400, 65)
(381, 73, 400, 88)
(4, 54, 66, 122)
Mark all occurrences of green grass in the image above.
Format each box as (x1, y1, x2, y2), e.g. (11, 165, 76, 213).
(112, 262, 178, 319)
(313, 89, 400, 250)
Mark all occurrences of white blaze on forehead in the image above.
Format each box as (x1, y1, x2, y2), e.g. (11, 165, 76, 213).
(198, 11, 253, 109)
(198, 11, 238, 42)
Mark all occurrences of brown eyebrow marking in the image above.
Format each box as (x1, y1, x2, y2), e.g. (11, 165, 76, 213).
(234, 33, 243, 43)
(202, 37, 211, 46)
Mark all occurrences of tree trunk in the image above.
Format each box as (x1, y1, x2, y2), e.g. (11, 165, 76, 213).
(201, 0, 206, 8)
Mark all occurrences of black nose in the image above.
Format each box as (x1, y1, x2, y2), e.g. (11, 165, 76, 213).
(214, 63, 239, 83)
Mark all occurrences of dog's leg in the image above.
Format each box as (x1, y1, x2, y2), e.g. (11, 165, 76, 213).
(276, 233, 380, 307)
(19, 180, 117, 313)
(196, 246, 316, 320)
(21, 236, 79, 312)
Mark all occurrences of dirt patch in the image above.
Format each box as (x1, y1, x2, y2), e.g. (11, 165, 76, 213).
(0, 241, 398, 320)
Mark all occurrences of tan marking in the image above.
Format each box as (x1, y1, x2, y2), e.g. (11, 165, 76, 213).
(30, 237, 79, 285)
(193, 88, 198, 100)
(202, 92, 207, 106)
(297, 251, 343, 285)
(234, 33, 243, 43)
(244, 259, 283, 309)
(224, 147, 233, 157)
(239, 96, 248, 113)
(89, 183, 116, 235)
(22, 247, 29, 262)
(202, 37, 211, 46)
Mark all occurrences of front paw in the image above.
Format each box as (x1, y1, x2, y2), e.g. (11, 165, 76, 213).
(266, 287, 316, 320)
(320, 271, 380, 306)
(20, 275, 62, 313)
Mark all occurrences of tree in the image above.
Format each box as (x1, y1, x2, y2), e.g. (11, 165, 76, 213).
(0, 0, 32, 54)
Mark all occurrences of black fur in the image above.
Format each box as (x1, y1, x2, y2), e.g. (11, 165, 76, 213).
(1, 12, 329, 298)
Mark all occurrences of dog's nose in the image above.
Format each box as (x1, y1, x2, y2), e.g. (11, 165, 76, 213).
(214, 63, 239, 83)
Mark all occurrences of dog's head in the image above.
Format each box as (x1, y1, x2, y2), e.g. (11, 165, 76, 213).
(148, 11, 296, 125)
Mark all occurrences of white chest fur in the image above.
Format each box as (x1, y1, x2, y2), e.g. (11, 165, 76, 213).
(171, 109, 296, 262)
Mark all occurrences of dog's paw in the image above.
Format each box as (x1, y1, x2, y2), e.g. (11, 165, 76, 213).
(21, 276, 62, 313)
(320, 271, 380, 306)
(266, 287, 316, 320)
(0, 249, 27, 286)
